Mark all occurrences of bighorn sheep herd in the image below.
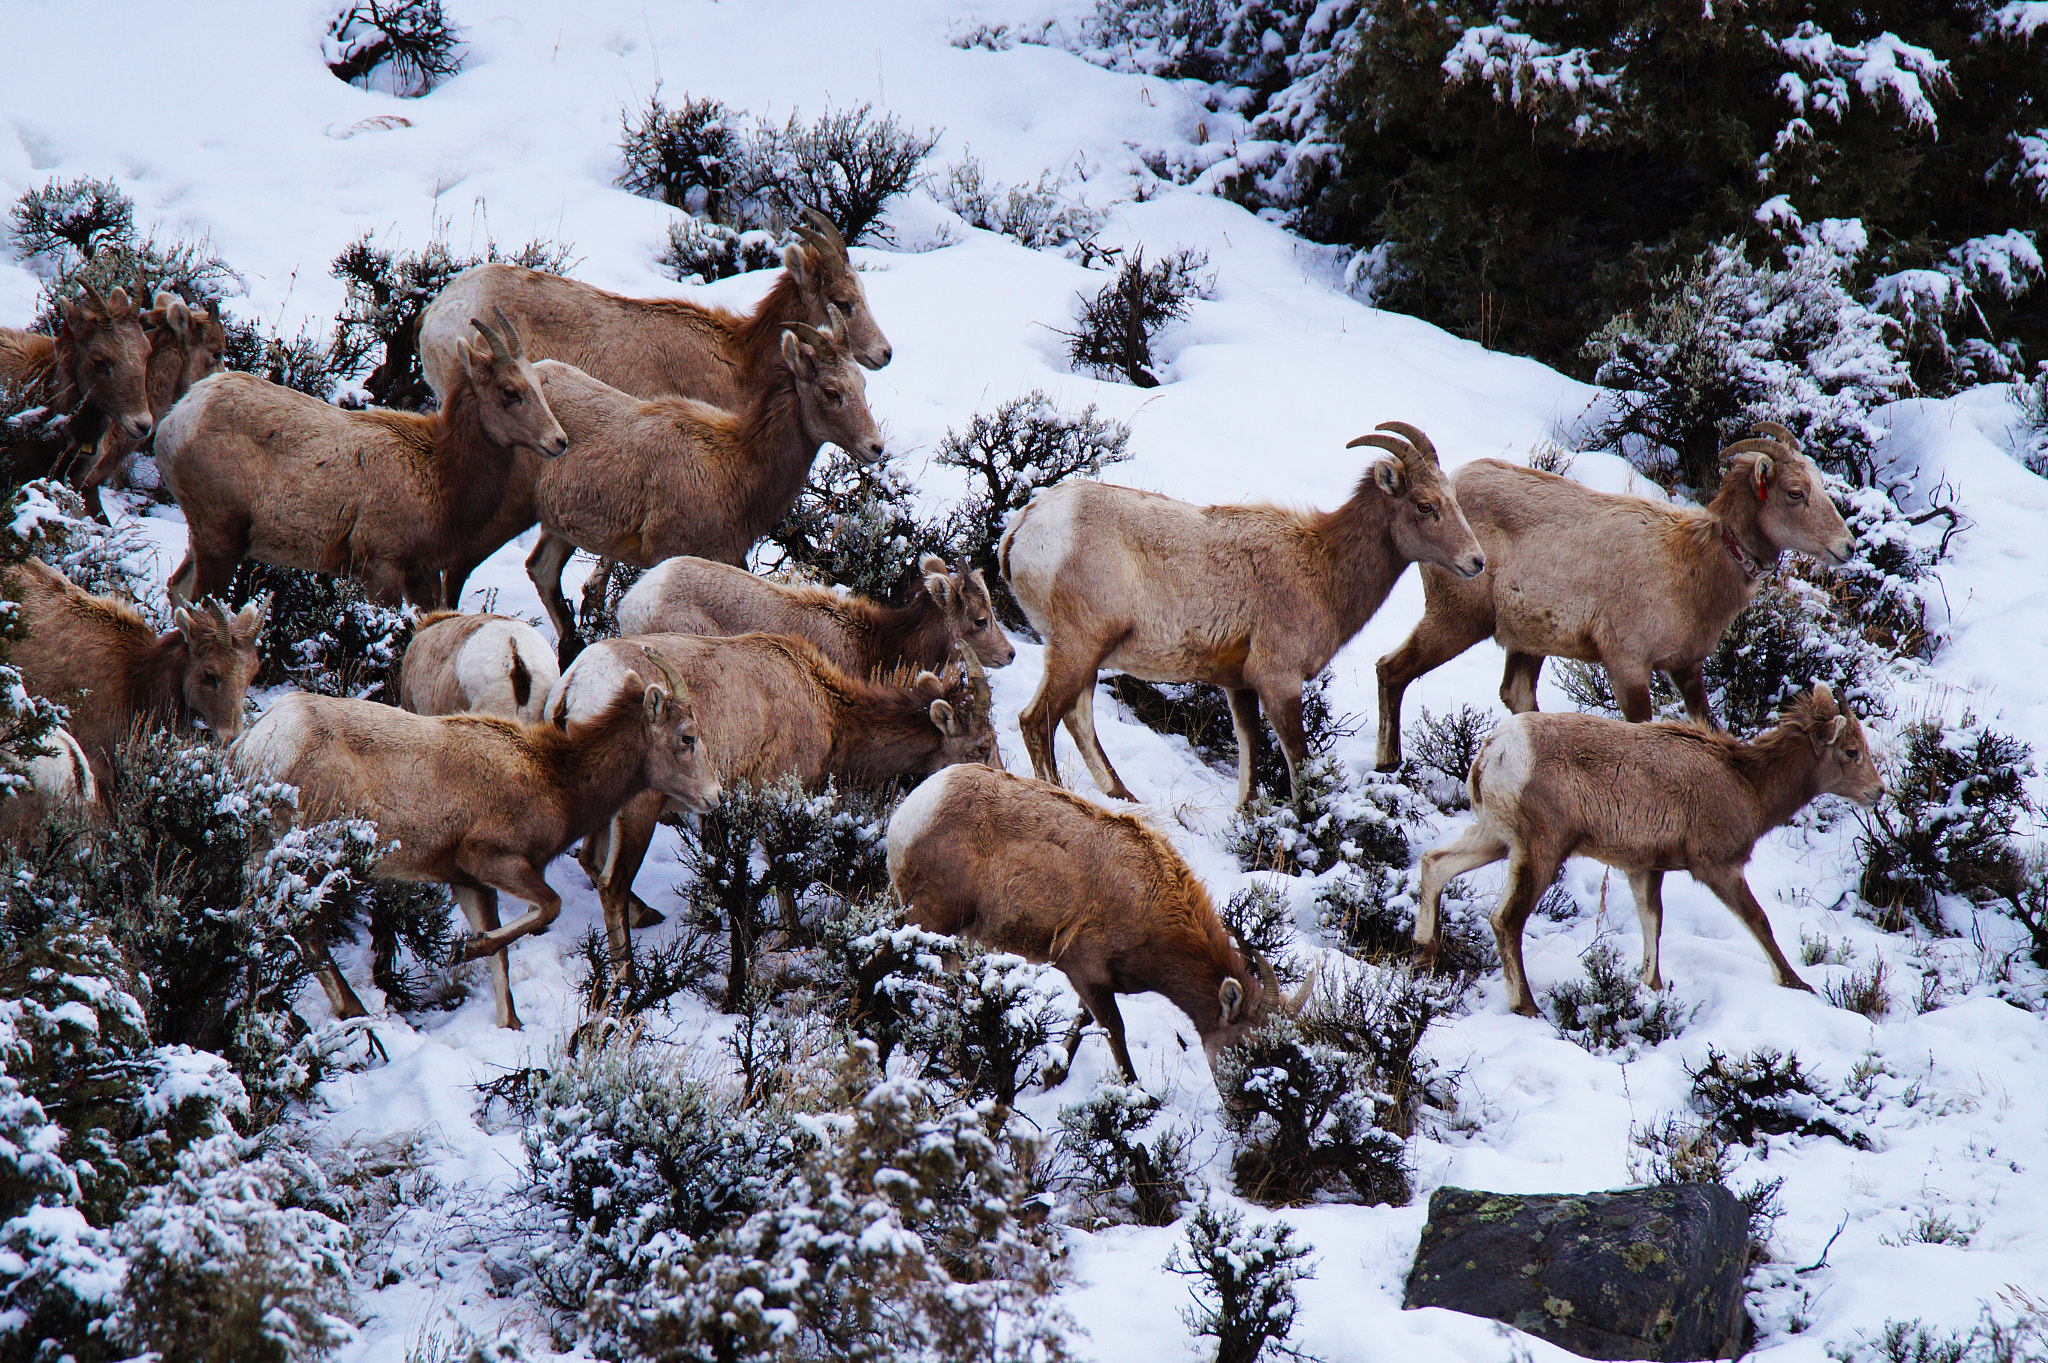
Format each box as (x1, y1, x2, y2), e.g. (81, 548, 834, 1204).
(2, 226, 1884, 1076)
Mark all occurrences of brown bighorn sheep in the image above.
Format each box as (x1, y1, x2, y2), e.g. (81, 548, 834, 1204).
(397, 611, 560, 723)
(232, 657, 720, 1029)
(1, 556, 265, 793)
(0, 728, 97, 848)
(617, 553, 1017, 678)
(887, 762, 1303, 1083)
(153, 314, 568, 607)
(546, 632, 998, 982)
(78, 292, 228, 520)
(417, 211, 891, 607)
(1001, 422, 1486, 806)
(1373, 423, 1855, 771)
(519, 310, 885, 661)
(1415, 684, 1882, 1018)
(0, 282, 154, 468)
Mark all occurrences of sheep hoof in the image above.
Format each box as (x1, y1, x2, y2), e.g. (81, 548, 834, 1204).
(1375, 757, 1401, 774)
(628, 902, 667, 929)
(456, 933, 497, 963)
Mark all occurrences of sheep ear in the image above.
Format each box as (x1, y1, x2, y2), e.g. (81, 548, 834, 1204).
(925, 572, 954, 609)
(783, 242, 810, 285)
(918, 552, 948, 577)
(929, 698, 962, 736)
(1827, 714, 1849, 746)
(166, 299, 192, 334)
(173, 606, 198, 636)
(1753, 454, 1774, 501)
(1218, 976, 1246, 1023)
(1811, 681, 1835, 711)
(233, 593, 271, 639)
(1372, 460, 1405, 495)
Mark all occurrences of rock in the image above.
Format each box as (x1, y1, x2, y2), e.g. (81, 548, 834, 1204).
(1402, 1185, 1753, 1360)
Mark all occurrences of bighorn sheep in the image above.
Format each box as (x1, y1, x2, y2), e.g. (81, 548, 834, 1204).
(1001, 422, 1485, 806)
(1374, 423, 1854, 771)
(0, 728, 97, 847)
(546, 632, 998, 983)
(2, 556, 265, 792)
(153, 313, 567, 607)
(0, 282, 153, 469)
(519, 309, 884, 661)
(78, 292, 228, 520)
(417, 210, 891, 606)
(398, 611, 560, 723)
(887, 762, 1303, 1083)
(617, 553, 1017, 678)
(232, 656, 720, 1028)
(1414, 684, 1882, 1017)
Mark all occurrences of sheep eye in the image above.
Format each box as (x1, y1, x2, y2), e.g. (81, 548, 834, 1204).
(96, 358, 113, 372)
(1843, 747, 1860, 761)
(824, 388, 844, 405)
(1787, 489, 1806, 503)
(1416, 502, 1435, 517)
(503, 388, 524, 406)
(204, 672, 221, 687)
(974, 617, 989, 630)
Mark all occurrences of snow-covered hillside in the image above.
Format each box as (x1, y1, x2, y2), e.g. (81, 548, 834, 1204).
(5, 3, 2047, 1360)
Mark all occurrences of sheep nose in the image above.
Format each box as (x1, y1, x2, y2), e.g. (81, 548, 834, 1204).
(545, 432, 569, 458)
(875, 345, 893, 366)
(1462, 552, 1487, 578)
(865, 439, 886, 462)
(126, 413, 154, 440)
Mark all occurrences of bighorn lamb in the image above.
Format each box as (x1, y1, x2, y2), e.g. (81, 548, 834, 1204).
(416, 210, 890, 606)
(547, 632, 998, 984)
(1374, 423, 1854, 771)
(1001, 422, 1485, 806)
(1415, 684, 1882, 1017)
(617, 553, 1017, 678)
(887, 762, 1299, 1083)
(398, 611, 560, 723)
(2, 556, 265, 792)
(0, 728, 97, 848)
(79, 292, 228, 520)
(154, 314, 567, 607)
(233, 657, 720, 1028)
(0, 282, 154, 470)
(520, 310, 884, 659)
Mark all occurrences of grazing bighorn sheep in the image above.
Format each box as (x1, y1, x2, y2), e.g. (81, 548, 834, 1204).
(417, 210, 891, 606)
(78, 292, 228, 520)
(617, 553, 1017, 678)
(518, 310, 885, 660)
(1415, 684, 1882, 1018)
(153, 313, 567, 607)
(0, 728, 98, 848)
(232, 656, 720, 1029)
(1373, 423, 1854, 771)
(887, 762, 1303, 1083)
(1001, 422, 1485, 806)
(1, 556, 265, 793)
(0, 282, 154, 468)
(398, 611, 560, 724)
(546, 632, 998, 983)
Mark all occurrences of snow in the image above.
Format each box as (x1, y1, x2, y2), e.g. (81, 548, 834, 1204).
(5, 2, 2048, 1360)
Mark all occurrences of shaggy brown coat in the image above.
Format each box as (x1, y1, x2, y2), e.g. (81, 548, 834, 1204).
(154, 318, 568, 606)
(233, 676, 719, 1028)
(885, 762, 1272, 1083)
(397, 611, 560, 723)
(0, 283, 154, 468)
(1001, 422, 1485, 806)
(79, 293, 229, 519)
(2, 556, 265, 793)
(616, 553, 1017, 677)
(1415, 684, 1883, 1017)
(1373, 426, 1855, 770)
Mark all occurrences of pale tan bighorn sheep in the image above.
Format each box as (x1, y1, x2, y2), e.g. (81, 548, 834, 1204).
(1, 556, 266, 794)
(78, 292, 229, 521)
(1414, 684, 1882, 1018)
(545, 632, 999, 984)
(0, 282, 154, 471)
(518, 309, 885, 662)
(154, 313, 568, 608)
(617, 553, 1017, 679)
(397, 611, 561, 723)
(1001, 422, 1486, 807)
(887, 762, 1310, 1083)
(0, 728, 98, 848)
(1373, 422, 1855, 771)
(417, 209, 891, 605)
(232, 654, 720, 1029)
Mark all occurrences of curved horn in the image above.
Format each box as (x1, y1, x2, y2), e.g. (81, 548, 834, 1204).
(959, 641, 991, 716)
(1286, 959, 1321, 1016)
(793, 223, 834, 258)
(1374, 420, 1438, 461)
(204, 598, 234, 637)
(1751, 420, 1799, 448)
(76, 280, 108, 313)
(470, 316, 512, 365)
(823, 302, 848, 343)
(1346, 432, 1413, 459)
(803, 206, 847, 255)
(1718, 437, 1787, 462)
(785, 321, 834, 354)
(491, 306, 524, 357)
(638, 644, 688, 699)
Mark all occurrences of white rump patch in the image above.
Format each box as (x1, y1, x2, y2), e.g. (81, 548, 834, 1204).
(548, 642, 645, 726)
(885, 764, 964, 877)
(231, 693, 317, 778)
(456, 619, 560, 723)
(1473, 713, 1536, 808)
(614, 557, 682, 638)
(1000, 485, 1084, 619)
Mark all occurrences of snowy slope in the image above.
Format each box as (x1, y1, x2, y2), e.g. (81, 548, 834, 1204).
(7, 3, 2048, 1360)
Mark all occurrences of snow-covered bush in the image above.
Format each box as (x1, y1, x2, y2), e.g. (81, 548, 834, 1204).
(1220, 884, 1293, 977)
(1056, 1084, 1193, 1227)
(1229, 746, 1422, 886)
(10, 478, 156, 613)
(2019, 367, 2048, 478)
(1686, 1047, 1870, 1150)
(324, 1, 463, 97)
(618, 92, 741, 217)
(1857, 714, 2033, 932)
(766, 450, 956, 603)
(1065, 248, 1210, 388)
(1584, 230, 1912, 490)
(1404, 703, 1491, 812)
(1546, 942, 1693, 1055)
(1164, 1197, 1315, 1363)
(1828, 1304, 2048, 1363)
(938, 156, 1106, 254)
(243, 563, 412, 700)
(1215, 1015, 1409, 1206)
(1808, 480, 1947, 660)
(1294, 965, 1456, 1139)
(219, 322, 349, 401)
(655, 217, 782, 285)
(6, 176, 132, 264)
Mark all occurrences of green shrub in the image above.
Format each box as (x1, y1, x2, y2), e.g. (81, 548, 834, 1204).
(1546, 942, 1693, 1055)
(1858, 714, 2032, 932)
(1164, 1198, 1315, 1363)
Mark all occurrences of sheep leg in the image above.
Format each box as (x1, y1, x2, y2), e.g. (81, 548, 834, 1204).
(180, 515, 250, 604)
(1255, 677, 1307, 805)
(1500, 651, 1546, 713)
(454, 885, 520, 1030)
(1669, 663, 1718, 730)
(355, 558, 409, 608)
(1063, 682, 1135, 802)
(525, 533, 582, 665)
(1021, 641, 1114, 794)
(1605, 658, 1656, 723)
(1375, 607, 1493, 771)
(1415, 823, 1509, 969)
(1490, 850, 1559, 1017)
(1628, 869, 1667, 990)
(457, 853, 563, 958)
(1226, 688, 1264, 808)
(1696, 867, 1814, 993)
(581, 815, 638, 994)
(308, 930, 369, 1022)
(1076, 980, 1138, 1084)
